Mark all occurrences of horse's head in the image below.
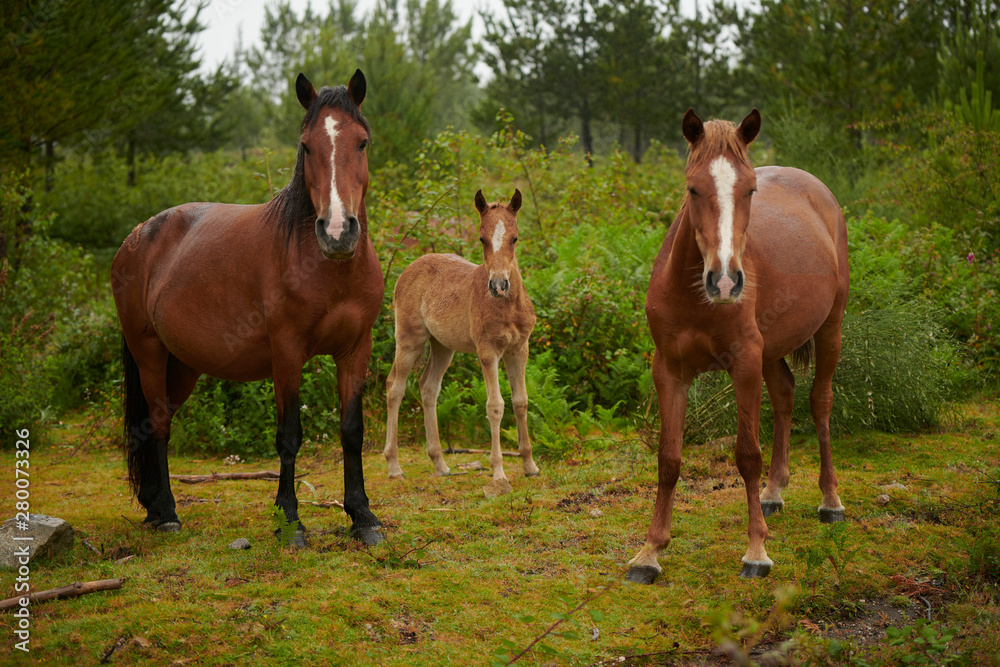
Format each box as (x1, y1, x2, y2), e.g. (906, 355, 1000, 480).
(474, 188, 522, 298)
(682, 108, 760, 304)
(296, 70, 371, 260)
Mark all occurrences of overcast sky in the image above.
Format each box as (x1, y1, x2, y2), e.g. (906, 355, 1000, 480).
(192, 0, 709, 77)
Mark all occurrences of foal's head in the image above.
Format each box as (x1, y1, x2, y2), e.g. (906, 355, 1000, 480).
(295, 70, 371, 259)
(474, 189, 522, 298)
(682, 108, 760, 304)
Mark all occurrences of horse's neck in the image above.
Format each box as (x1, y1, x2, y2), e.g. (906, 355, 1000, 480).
(665, 207, 705, 292)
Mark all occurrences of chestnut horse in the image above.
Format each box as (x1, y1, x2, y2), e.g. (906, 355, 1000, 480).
(111, 71, 384, 546)
(626, 109, 849, 583)
(383, 189, 540, 495)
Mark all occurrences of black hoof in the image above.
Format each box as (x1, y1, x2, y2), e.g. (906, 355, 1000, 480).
(739, 560, 772, 578)
(274, 528, 307, 548)
(761, 500, 783, 518)
(156, 520, 182, 533)
(351, 526, 384, 547)
(624, 565, 660, 585)
(525, 471, 541, 478)
(819, 507, 845, 523)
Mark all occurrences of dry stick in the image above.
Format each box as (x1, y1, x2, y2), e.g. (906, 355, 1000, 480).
(0, 579, 123, 612)
(380, 174, 473, 289)
(445, 447, 520, 458)
(507, 578, 619, 665)
(168, 471, 285, 484)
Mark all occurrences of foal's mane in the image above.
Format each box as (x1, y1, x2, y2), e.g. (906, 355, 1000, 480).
(263, 85, 372, 249)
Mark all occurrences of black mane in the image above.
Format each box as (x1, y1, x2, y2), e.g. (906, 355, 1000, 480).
(263, 85, 371, 249)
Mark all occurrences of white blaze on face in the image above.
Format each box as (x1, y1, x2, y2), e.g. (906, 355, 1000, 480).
(323, 116, 346, 240)
(491, 219, 506, 253)
(709, 156, 737, 276)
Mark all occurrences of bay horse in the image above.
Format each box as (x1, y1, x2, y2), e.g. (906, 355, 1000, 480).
(383, 189, 540, 495)
(111, 70, 384, 547)
(626, 109, 849, 583)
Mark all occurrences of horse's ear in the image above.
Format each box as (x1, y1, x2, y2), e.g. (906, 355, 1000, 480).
(682, 108, 704, 145)
(509, 188, 522, 214)
(296, 73, 317, 110)
(474, 189, 488, 215)
(738, 109, 761, 145)
(348, 69, 366, 108)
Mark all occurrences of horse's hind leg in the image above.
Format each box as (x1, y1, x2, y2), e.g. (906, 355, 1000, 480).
(124, 341, 194, 531)
(384, 338, 426, 478)
(812, 323, 845, 523)
(419, 339, 455, 476)
(503, 342, 539, 477)
(761, 358, 794, 517)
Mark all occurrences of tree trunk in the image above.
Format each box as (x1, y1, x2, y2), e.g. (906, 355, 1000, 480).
(633, 119, 643, 164)
(44, 140, 55, 193)
(126, 137, 136, 187)
(580, 96, 594, 167)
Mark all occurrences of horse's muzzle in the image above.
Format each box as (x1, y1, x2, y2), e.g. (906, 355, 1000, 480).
(316, 216, 360, 259)
(489, 277, 510, 298)
(705, 269, 744, 303)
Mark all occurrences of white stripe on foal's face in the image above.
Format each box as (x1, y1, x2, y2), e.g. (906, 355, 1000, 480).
(709, 155, 737, 275)
(491, 219, 506, 253)
(323, 116, 346, 240)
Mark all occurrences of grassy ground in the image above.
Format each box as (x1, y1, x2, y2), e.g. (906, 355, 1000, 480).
(3, 399, 1000, 666)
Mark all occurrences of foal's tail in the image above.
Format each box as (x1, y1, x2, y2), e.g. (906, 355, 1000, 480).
(791, 337, 815, 374)
(121, 337, 149, 498)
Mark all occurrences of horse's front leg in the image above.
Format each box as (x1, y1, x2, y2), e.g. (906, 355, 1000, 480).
(503, 342, 539, 477)
(338, 339, 384, 546)
(479, 350, 511, 495)
(272, 350, 307, 547)
(626, 352, 688, 584)
(731, 351, 771, 578)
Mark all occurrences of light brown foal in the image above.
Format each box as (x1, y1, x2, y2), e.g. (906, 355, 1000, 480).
(626, 109, 849, 584)
(383, 189, 540, 494)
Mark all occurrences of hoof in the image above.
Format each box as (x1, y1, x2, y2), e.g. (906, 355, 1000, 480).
(434, 470, 451, 477)
(739, 560, 772, 578)
(274, 528, 307, 548)
(761, 500, 784, 518)
(819, 507, 845, 523)
(483, 478, 513, 498)
(525, 470, 541, 478)
(351, 526, 385, 547)
(156, 520, 181, 533)
(388, 472, 405, 480)
(624, 565, 660, 585)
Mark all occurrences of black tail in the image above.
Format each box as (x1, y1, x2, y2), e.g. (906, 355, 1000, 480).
(791, 336, 815, 374)
(121, 337, 149, 498)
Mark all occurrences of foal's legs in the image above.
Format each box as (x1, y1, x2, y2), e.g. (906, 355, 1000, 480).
(812, 323, 845, 522)
(626, 352, 688, 584)
(419, 338, 455, 476)
(503, 343, 539, 477)
(760, 358, 795, 517)
(384, 336, 426, 478)
(479, 351, 509, 487)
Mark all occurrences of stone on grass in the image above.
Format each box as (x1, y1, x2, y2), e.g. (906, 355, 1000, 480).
(483, 478, 513, 498)
(228, 538, 252, 550)
(0, 514, 74, 568)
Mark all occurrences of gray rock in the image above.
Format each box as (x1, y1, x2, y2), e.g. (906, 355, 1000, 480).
(228, 537, 251, 550)
(0, 514, 75, 568)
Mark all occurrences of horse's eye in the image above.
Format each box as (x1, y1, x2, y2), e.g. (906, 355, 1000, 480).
(512, 237, 518, 245)
(301, 143, 310, 155)
(360, 139, 368, 152)
(748, 189, 756, 197)
(480, 238, 487, 245)
(688, 187, 698, 196)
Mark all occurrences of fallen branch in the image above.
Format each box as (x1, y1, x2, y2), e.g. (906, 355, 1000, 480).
(305, 499, 344, 508)
(169, 471, 286, 484)
(445, 447, 520, 458)
(0, 578, 124, 612)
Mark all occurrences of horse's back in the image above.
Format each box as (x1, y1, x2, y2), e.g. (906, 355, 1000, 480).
(394, 253, 479, 353)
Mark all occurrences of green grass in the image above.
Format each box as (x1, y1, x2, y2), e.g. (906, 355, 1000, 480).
(3, 399, 1000, 665)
